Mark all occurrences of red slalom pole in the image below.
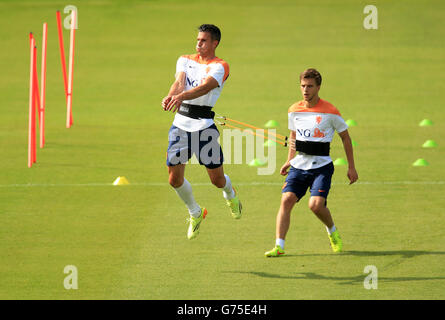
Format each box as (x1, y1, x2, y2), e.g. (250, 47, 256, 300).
(66, 10, 76, 128)
(32, 45, 38, 164)
(40, 22, 47, 148)
(56, 11, 68, 100)
(33, 45, 41, 124)
(28, 35, 36, 167)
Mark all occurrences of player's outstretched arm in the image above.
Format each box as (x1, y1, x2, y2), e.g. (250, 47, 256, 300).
(338, 130, 358, 184)
(162, 72, 186, 110)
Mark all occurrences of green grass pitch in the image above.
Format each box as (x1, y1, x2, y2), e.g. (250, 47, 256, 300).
(1, 0, 445, 299)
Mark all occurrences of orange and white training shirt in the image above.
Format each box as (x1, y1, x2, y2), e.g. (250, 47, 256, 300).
(173, 54, 229, 132)
(288, 99, 348, 170)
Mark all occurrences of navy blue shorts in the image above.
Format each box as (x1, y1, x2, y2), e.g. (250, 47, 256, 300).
(282, 162, 334, 201)
(166, 124, 224, 169)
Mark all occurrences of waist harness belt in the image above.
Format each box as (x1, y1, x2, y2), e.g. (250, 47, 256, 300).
(294, 140, 330, 156)
(177, 103, 215, 119)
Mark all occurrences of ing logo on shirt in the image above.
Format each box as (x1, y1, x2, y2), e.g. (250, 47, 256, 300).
(295, 115, 326, 138)
(296, 128, 326, 138)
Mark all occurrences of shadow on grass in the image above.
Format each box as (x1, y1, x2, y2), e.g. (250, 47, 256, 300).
(233, 271, 445, 285)
(304, 250, 445, 259)
(229, 250, 445, 285)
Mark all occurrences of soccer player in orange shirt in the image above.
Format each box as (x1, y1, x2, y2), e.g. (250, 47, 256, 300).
(265, 69, 358, 257)
(162, 24, 242, 240)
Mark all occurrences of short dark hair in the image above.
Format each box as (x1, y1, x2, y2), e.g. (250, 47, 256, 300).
(198, 24, 221, 42)
(300, 68, 322, 86)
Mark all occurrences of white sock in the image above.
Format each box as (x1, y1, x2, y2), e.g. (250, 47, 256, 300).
(276, 238, 285, 249)
(326, 225, 336, 235)
(174, 178, 201, 217)
(222, 174, 236, 200)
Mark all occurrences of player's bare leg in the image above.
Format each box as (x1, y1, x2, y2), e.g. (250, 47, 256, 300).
(265, 192, 298, 257)
(206, 165, 226, 188)
(309, 196, 343, 252)
(276, 192, 298, 240)
(308, 196, 334, 229)
(168, 164, 185, 188)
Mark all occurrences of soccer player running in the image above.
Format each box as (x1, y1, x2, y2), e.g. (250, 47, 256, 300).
(265, 68, 358, 257)
(162, 24, 242, 240)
